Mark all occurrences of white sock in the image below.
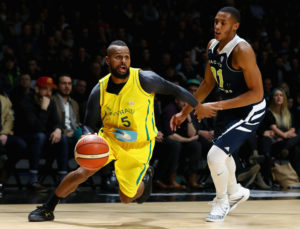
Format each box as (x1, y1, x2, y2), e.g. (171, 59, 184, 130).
(226, 155, 239, 195)
(207, 145, 229, 199)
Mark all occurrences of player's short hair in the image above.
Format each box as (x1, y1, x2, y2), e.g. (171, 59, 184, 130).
(107, 40, 128, 55)
(219, 6, 240, 22)
(108, 40, 127, 48)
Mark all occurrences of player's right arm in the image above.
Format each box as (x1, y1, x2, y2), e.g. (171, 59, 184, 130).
(82, 84, 102, 135)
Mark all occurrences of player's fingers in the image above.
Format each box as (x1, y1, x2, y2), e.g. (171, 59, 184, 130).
(170, 117, 174, 131)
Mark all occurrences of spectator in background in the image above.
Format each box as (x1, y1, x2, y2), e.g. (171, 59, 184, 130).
(52, 75, 81, 156)
(54, 45, 73, 78)
(71, 79, 88, 123)
(86, 61, 102, 92)
(187, 79, 215, 156)
(0, 81, 27, 185)
(263, 77, 273, 105)
(72, 47, 92, 78)
(0, 56, 20, 95)
(268, 88, 300, 176)
(26, 58, 42, 82)
(155, 52, 172, 76)
(14, 76, 69, 192)
(175, 55, 199, 82)
(10, 73, 34, 106)
(258, 88, 300, 186)
(162, 97, 202, 189)
(41, 36, 58, 75)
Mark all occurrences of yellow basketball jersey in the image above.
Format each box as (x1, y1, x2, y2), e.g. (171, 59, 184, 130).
(99, 67, 158, 144)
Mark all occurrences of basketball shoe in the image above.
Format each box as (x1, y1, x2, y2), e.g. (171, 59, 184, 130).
(136, 166, 154, 204)
(28, 204, 54, 222)
(206, 196, 230, 222)
(228, 183, 250, 213)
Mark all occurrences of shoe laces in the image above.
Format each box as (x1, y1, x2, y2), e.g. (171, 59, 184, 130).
(36, 205, 51, 213)
(209, 197, 229, 215)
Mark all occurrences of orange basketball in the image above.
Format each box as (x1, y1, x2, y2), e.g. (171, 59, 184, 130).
(74, 135, 110, 170)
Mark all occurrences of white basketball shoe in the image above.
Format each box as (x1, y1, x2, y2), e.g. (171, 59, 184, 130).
(228, 183, 250, 213)
(206, 196, 230, 222)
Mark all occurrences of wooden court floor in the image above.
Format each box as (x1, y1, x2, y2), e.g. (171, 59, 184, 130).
(1, 199, 300, 229)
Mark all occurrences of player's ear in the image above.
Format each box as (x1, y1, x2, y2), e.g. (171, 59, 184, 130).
(105, 56, 110, 65)
(233, 22, 240, 31)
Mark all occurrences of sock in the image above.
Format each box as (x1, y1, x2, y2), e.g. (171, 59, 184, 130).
(226, 155, 239, 195)
(45, 192, 61, 211)
(207, 145, 229, 199)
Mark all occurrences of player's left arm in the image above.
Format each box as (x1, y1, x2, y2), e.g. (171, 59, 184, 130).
(217, 42, 264, 110)
(139, 70, 198, 108)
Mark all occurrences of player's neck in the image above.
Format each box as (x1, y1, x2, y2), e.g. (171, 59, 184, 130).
(111, 75, 129, 84)
(218, 33, 236, 51)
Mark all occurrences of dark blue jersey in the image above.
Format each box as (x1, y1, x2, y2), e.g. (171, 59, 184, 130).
(208, 35, 248, 100)
(208, 35, 266, 141)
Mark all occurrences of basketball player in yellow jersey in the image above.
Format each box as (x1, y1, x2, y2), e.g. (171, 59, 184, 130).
(28, 40, 199, 222)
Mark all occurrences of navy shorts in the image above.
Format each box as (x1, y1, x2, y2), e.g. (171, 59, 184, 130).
(213, 99, 266, 155)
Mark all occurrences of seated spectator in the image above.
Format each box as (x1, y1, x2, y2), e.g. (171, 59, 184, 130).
(14, 76, 69, 192)
(0, 56, 21, 95)
(0, 82, 27, 185)
(258, 88, 300, 186)
(161, 97, 202, 190)
(10, 73, 34, 106)
(52, 74, 82, 156)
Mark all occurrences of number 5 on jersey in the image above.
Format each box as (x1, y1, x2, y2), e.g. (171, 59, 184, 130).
(121, 116, 131, 127)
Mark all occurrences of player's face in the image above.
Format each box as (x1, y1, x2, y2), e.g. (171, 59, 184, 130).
(214, 12, 239, 41)
(273, 89, 284, 106)
(58, 76, 72, 96)
(106, 46, 131, 79)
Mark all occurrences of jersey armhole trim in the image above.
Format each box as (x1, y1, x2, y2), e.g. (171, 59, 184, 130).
(134, 69, 152, 97)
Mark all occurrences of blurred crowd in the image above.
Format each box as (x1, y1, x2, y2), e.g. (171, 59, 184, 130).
(0, 0, 300, 192)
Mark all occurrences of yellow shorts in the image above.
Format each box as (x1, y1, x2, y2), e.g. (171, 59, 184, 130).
(99, 132, 155, 198)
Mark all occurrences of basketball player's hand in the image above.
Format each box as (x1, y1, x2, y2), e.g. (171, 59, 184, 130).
(170, 112, 187, 132)
(40, 96, 50, 110)
(194, 102, 222, 122)
(50, 128, 62, 144)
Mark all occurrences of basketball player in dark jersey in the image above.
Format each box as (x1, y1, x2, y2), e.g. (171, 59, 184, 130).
(171, 7, 265, 222)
